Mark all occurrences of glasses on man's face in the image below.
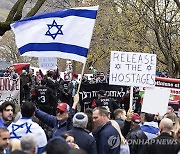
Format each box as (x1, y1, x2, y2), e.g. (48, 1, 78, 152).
(56, 109, 65, 114)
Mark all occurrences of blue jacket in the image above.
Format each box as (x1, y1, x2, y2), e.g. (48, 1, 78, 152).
(67, 127, 97, 154)
(0, 118, 11, 127)
(35, 108, 75, 137)
(94, 121, 121, 154)
(0, 118, 4, 127)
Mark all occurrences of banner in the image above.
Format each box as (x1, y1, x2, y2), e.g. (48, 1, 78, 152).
(109, 51, 157, 87)
(79, 83, 127, 105)
(0, 77, 20, 106)
(140, 77, 180, 115)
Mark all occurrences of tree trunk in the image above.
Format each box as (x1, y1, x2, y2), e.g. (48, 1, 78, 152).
(0, 0, 47, 36)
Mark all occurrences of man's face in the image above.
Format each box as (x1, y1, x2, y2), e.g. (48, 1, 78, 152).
(2, 105, 14, 123)
(92, 110, 104, 131)
(56, 109, 68, 122)
(0, 131, 10, 152)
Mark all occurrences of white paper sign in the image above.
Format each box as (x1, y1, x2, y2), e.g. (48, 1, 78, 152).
(141, 87, 170, 115)
(0, 77, 20, 106)
(38, 57, 57, 71)
(109, 51, 157, 87)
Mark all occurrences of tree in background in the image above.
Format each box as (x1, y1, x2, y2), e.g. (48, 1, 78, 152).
(87, 0, 179, 78)
(113, 0, 180, 78)
(0, 0, 47, 36)
(0, 0, 179, 77)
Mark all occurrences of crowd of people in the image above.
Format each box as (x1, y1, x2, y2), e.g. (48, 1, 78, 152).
(0, 66, 180, 154)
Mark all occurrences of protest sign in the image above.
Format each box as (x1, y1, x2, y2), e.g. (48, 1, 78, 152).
(0, 77, 20, 106)
(38, 57, 57, 71)
(109, 51, 157, 87)
(141, 87, 170, 115)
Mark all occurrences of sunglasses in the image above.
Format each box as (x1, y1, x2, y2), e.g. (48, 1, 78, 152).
(56, 109, 65, 114)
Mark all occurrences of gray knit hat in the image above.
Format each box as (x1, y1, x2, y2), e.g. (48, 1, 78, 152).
(73, 112, 88, 129)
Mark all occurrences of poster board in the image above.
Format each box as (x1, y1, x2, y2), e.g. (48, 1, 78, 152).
(0, 77, 20, 106)
(109, 51, 157, 87)
(38, 57, 57, 71)
(141, 87, 170, 115)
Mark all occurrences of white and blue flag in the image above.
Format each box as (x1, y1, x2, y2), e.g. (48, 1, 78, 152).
(11, 6, 99, 63)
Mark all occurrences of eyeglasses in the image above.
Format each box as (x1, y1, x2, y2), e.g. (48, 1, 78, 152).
(56, 109, 65, 114)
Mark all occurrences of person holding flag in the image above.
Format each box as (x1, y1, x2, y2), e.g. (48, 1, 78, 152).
(11, 6, 99, 109)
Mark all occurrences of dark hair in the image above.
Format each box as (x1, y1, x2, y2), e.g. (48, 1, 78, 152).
(21, 102, 35, 118)
(47, 71, 54, 77)
(41, 79, 47, 85)
(85, 108, 93, 132)
(68, 149, 87, 154)
(145, 113, 155, 122)
(61, 132, 74, 140)
(10, 150, 26, 154)
(0, 105, 2, 113)
(42, 137, 70, 154)
(1, 101, 15, 113)
(30, 69, 34, 72)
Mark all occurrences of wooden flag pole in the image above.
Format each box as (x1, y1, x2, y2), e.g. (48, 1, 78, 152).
(129, 86, 134, 110)
(76, 62, 86, 112)
(77, 62, 86, 94)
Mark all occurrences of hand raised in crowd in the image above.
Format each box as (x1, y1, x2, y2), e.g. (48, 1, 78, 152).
(72, 93, 79, 109)
(154, 113, 162, 121)
(126, 108, 133, 122)
(68, 142, 80, 149)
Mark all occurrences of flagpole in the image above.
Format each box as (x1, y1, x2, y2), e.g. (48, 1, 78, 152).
(129, 86, 134, 110)
(77, 62, 86, 94)
(75, 62, 86, 112)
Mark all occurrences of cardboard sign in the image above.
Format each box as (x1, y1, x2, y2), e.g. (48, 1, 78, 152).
(38, 57, 57, 71)
(0, 77, 20, 106)
(141, 87, 170, 115)
(109, 51, 156, 87)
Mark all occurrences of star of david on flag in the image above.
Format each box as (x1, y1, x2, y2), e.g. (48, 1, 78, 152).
(45, 20, 63, 40)
(11, 6, 99, 63)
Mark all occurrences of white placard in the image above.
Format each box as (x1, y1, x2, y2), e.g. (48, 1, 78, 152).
(0, 77, 20, 106)
(38, 57, 57, 71)
(142, 87, 170, 115)
(109, 51, 157, 87)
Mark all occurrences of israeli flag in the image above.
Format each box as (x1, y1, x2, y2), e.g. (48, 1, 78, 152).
(11, 6, 99, 63)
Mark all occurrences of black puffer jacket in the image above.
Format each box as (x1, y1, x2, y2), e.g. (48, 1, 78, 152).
(126, 125, 147, 154)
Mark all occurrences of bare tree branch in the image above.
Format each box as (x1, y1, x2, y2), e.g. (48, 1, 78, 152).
(174, 0, 180, 9)
(25, 0, 46, 17)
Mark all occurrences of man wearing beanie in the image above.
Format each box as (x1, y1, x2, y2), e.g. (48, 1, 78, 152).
(66, 112, 97, 154)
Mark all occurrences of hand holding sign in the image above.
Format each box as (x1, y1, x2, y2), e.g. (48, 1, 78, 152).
(109, 51, 157, 110)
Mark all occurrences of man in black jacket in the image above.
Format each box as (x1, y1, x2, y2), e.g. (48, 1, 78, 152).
(33, 79, 56, 114)
(91, 90, 119, 118)
(140, 118, 180, 154)
(126, 113, 147, 154)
